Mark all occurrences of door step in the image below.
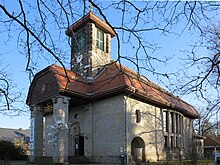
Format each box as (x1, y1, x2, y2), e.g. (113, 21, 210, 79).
(68, 156, 91, 164)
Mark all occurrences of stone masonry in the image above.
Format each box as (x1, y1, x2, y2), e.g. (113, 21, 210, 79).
(70, 19, 112, 79)
(30, 105, 43, 162)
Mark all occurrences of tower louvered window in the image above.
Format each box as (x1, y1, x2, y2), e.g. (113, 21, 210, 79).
(77, 29, 85, 50)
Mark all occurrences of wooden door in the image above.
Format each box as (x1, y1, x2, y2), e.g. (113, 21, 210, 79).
(75, 135, 84, 156)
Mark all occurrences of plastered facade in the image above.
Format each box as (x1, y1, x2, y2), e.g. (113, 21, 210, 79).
(41, 94, 194, 164)
(67, 95, 125, 163)
(125, 96, 164, 162)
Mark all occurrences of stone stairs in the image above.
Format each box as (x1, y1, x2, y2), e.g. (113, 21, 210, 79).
(68, 156, 92, 164)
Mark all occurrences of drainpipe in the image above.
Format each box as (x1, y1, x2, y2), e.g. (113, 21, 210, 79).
(90, 103, 94, 157)
(124, 96, 128, 164)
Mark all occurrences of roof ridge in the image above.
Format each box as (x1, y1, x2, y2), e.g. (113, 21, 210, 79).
(207, 136, 220, 143)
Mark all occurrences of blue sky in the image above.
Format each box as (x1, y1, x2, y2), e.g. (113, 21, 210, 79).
(0, 25, 201, 129)
(1, 43, 30, 129)
(0, 1, 217, 129)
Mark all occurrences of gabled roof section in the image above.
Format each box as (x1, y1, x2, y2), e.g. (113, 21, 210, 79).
(26, 64, 88, 105)
(91, 62, 199, 118)
(27, 63, 199, 119)
(50, 64, 88, 91)
(65, 11, 116, 37)
(204, 136, 220, 148)
(0, 128, 30, 143)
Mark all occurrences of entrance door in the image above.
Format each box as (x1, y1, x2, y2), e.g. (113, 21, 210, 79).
(75, 135, 84, 156)
(131, 137, 145, 162)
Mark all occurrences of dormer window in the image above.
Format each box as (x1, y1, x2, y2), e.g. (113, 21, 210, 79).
(77, 29, 85, 50)
(96, 29, 104, 51)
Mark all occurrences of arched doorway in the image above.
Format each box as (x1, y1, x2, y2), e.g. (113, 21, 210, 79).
(69, 123, 84, 156)
(131, 137, 145, 162)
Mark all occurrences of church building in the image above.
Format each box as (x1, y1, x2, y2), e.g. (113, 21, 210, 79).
(27, 11, 199, 164)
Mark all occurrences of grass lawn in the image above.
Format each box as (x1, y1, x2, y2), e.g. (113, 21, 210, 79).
(0, 160, 27, 165)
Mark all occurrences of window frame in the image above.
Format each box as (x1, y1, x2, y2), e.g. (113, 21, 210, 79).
(163, 110, 184, 149)
(96, 29, 104, 51)
(135, 109, 141, 123)
(77, 28, 86, 50)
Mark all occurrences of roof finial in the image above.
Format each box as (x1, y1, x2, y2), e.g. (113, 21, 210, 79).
(89, 3, 94, 12)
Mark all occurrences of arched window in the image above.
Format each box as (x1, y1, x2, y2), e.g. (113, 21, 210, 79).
(135, 110, 141, 123)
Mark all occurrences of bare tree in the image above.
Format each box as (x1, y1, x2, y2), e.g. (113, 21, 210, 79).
(0, 0, 220, 115)
(171, 24, 220, 112)
(194, 106, 220, 136)
(0, 58, 25, 116)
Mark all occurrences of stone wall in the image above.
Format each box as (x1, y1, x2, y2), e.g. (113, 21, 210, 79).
(125, 96, 194, 163)
(92, 95, 125, 160)
(125, 96, 164, 162)
(70, 21, 112, 79)
(43, 94, 194, 164)
(44, 114, 55, 157)
(68, 95, 125, 163)
(183, 117, 193, 159)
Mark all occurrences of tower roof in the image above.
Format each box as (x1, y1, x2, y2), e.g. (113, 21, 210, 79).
(65, 11, 116, 37)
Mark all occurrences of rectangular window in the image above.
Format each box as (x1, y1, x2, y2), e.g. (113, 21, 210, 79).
(106, 34, 109, 53)
(136, 110, 141, 123)
(163, 111, 169, 132)
(77, 29, 85, 50)
(96, 29, 104, 50)
(176, 114, 179, 133)
(170, 112, 175, 133)
(163, 111, 184, 149)
(176, 136, 179, 148)
(171, 136, 175, 147)
(164, 136, 168, 148)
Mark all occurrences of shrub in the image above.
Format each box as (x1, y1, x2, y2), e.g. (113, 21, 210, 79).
(0, 140, 27, 160)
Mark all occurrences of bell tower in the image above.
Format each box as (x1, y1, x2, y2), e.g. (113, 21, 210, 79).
(66, 11, 116, 80)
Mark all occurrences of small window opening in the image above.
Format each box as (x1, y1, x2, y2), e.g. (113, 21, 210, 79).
(171, 136, 175, 147)
(74, 114, 79, 119)
(164, 136, 168, 148)
(135, 110, 141, 123)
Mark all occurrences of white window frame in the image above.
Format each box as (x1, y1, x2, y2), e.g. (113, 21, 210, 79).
(96, 29, 104, 51)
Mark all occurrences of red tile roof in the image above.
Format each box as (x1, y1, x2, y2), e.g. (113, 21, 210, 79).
(27, 62, 199, 119)
(204, 136, 220, 148)
(65, 11, 116, 37)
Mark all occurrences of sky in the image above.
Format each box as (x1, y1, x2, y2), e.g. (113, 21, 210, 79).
(1, 45, 30, 129)
(0, 1, 217, 129)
